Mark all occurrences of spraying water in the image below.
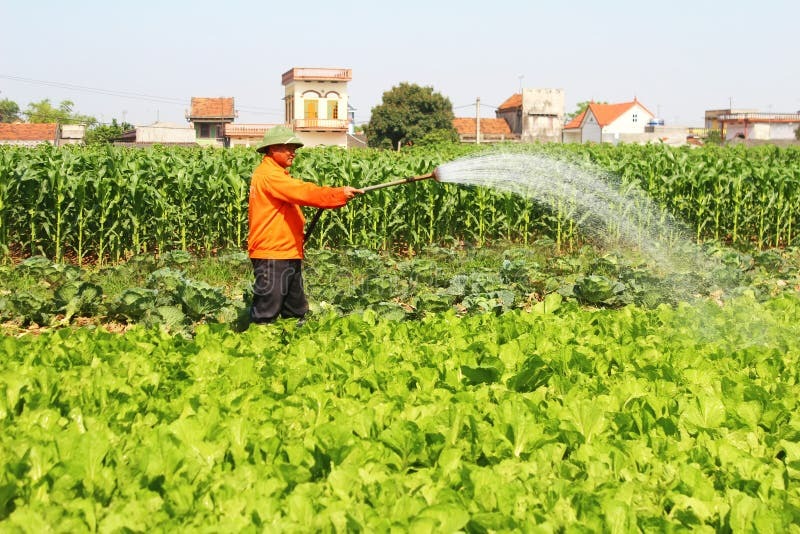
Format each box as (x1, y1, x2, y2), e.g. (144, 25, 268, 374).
(435, 150, 722, 299)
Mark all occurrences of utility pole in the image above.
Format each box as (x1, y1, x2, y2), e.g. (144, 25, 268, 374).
(476, 97, 481, 145)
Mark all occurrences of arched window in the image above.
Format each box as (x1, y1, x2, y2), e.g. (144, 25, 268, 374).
(303, 91, 321, 119)
(325, 92, 340, 120)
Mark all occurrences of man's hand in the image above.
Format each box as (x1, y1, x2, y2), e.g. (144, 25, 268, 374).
(342, 186, 364, 200)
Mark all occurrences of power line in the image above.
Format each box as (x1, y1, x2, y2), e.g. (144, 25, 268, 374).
(454, 101, 502, 110)
(0, 74, 186, 105)
(0, 74, 285, 116)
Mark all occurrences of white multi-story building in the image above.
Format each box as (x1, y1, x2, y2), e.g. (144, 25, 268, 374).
(282, 67, 352, 147)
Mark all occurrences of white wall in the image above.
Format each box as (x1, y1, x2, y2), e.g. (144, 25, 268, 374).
(771, 123, 800, 139)
(603, 104, 653, 135)
(296, 131, 347, 147)
(520, 88, 564, 142)
(582, 113, 602, 143)
(522, 88, 564, 116)
(288, 80, 348, 120)
(137, 122, 196, 143)
(726, 121, 800, 140)
(0, 140, 53, 147)
(59, 124, 86, 145)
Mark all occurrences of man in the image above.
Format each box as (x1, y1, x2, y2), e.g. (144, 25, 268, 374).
(248, 125, 362, 324)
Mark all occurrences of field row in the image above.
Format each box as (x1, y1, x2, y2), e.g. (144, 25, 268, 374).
(3, 243, 799, 335)
(1, 143, 799, 263)
(2, 294, 799, 530)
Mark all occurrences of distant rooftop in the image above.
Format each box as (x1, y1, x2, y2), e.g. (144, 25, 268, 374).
(0, 123, 58, 141)
(282, 67, 352, 85)
(453, 117, 512, 136)
(188, 97, 235, 120)
(498, 93, 522, 111)
(718, 112, 800, 123)
(224, 124, 279, 137)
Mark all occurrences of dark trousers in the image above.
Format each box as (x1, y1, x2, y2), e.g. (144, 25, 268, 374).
(250, 259, 309, 324)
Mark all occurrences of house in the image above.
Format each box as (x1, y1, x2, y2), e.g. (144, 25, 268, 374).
(496, 89, 564, 142)
(347, 104, 357, 135)
(113, 122, 197, 147)
(186, 97, 236, 147)
(60, 124, 86, 145)
(716, 111, 800, 141)
(452, 117, 515, 143)
(346, 132, 368, 148)
(0, 123, 60, 146)
(562, 99, 655, 143)
(224, 123, 278, 148)
(282, 67, 352, 147)
(704, 108, 757, 135)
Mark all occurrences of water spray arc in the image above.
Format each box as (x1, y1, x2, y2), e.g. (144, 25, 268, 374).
(432, 151, 724, 299)
(305, 151, 723, 300)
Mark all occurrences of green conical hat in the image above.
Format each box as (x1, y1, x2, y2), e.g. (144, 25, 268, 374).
(256, 125, 304, 153)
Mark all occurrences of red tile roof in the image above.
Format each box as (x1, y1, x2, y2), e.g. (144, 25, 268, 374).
(590, 101, 637, 126)
(453, 117, 512, 135)
(687, 136, 704, 146)
(189, 97, 235, 119)
(497, 93, 522, 110)
(224, 123, 278, 138)
(0, 123, 58, 141)
(564, 109, 587, 129)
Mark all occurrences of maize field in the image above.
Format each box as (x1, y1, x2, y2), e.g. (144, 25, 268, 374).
(0, 143, 799, 264)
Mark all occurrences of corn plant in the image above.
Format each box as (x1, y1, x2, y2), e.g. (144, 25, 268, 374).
(1, 143, 800, 263)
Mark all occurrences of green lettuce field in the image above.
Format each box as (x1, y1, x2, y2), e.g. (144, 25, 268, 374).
(1, 143, 799, 531)
(3, 294, 799, 531)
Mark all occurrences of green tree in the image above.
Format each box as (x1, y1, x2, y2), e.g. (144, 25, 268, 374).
(366, 83, 456, 149)
(84, 119, 134, 145)
(566, 100, 607, 121)
(705, 129, 724, 145)
(24, 99, 96, 125)
(0, 98, 22, 122)
(417, 128, 459, 147)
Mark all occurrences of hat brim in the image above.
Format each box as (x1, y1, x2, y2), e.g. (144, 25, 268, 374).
(256, 141, 304, 153)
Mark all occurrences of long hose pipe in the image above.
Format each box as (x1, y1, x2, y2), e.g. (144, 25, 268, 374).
(304, 171, 439, 240)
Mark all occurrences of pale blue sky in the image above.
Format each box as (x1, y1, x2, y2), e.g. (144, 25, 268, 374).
(2, 0, 798, 127)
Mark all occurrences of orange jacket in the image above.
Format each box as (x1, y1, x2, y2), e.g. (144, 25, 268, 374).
(248, 156, 348, 259)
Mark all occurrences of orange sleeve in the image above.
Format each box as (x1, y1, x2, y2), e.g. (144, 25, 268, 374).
(265, 169, 349, 209)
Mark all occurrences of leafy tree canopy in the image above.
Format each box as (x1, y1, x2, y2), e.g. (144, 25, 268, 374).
(366, 83, 456, 149)
(84, 119, 134, 145)
(0, 98, 22, 123)
(24, 99, 96, 126)
(705, 129, 724, 145)
(566, 100, 608, 121)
